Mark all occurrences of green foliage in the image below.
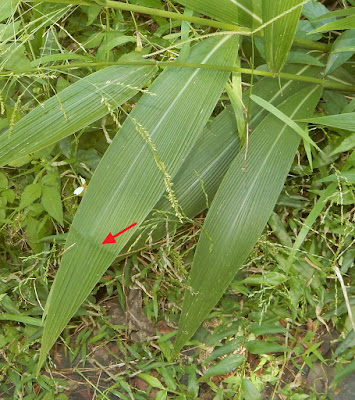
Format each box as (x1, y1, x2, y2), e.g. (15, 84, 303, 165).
(261, 0, 304, 72)
(38, 34, 240, 369)
(0, 0, 354, 398)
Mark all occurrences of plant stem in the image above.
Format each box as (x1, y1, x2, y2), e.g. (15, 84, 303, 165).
(25, 0, 331, 51)
(5, 60, 355, 92)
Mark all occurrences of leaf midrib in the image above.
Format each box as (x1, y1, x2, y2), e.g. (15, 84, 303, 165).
(100, 35, 233, 219)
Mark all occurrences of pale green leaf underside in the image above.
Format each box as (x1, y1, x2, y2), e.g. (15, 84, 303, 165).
(174, 84, 322, 353)
(175, 0, 262, 29)
(0, 64, 157, 167)
(38, 35, 239, 370)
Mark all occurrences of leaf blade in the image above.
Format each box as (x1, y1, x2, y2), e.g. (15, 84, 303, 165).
(38, 35, 240, 370)
(297, 112, 355, 131)
(261, 0, 304, 72)
(174, 85, 322, 353)
(0, 64, 157, 167)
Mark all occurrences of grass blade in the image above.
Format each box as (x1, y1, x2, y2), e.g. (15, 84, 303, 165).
(0, 64, 157, 167)
(38, 35, 239, 371)
(174, 85, 322, 353)
(261, 0, 304, 72)
(297, 112, 355, 131)
(124, 63, 325, 253)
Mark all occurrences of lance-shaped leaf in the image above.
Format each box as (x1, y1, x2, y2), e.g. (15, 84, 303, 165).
(124, 67, 319, 252)
(261, 0, 304, 72)
(123, 63, 324, 252)
(174, 84, 322, 353)
(175, 0, 262, 29)
(297, 112, 355, 131)
(38, 35, 239, 370)
(324, 29, 355, 76)
(0, 64, 157, 167)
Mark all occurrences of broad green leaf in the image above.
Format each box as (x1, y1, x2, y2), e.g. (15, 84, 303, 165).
(325, 29, 355, 75)
(96, 35, 136, 60)
(240, 271, 287, 286)
(245, 340, 286, 354)
(38, 35, 239, 371)
(175, 0, 262, 29)
(286, 50, 325, 67)
(251, 94, 321, 150)
(25, 216, 42, 253)
(137, 373, 165, 390)
(318, 171, 355, 183)
(0, 64, 157, 167)
(330, 133, 355, 155)
(174, 85, 322, 354)
(310, 15, 355, 33)
(206, 338, 242, 362)
(310, 6, 355, 22)
(18, 183, 42, 210)
(0, 313, 43, 327)
(124, 63, 325, 253)
(261, 0, 304, 72)
(302, 0, 333, 23)
(186, 365, 199, 398)
(298, 112, 355, 131)
(0, 0, 20, 21)
(241, 379, 262, 400)
(41, 169, 64, 226)
(36, 63, 323, 249)
(248, 321, 287, 336)
(0, 172, 8, 189)
(201, 354, 245, 380)
(155, 391, 168, 400)
(0, 43, 31, 71)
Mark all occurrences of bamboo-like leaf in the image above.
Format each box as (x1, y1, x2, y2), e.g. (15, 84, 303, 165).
(325, 29, 355, 75)
(261, 0, 304, 72)
(250, 94, 321, 150)
(175, 0, 262, 29)
(0, 64, 157, 167)
(123, 63, 324, 253)
(311, 7, 355, 22)
(174, 85, 322, 353)
(38, 35, 239, 371)
(298, 112, 355, 131)
(200, 354, 245, 380)
(310, 15, 355, 33)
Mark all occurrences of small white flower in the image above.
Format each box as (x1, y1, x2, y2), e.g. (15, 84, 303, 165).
(74, 176, 87, 196)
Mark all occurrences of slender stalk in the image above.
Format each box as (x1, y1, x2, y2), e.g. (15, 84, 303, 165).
(4, 60, 355, 92)
(25, 0, 331, 51)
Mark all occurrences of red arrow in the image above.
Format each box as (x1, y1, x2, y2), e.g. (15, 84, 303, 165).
(102, 222, 137, 245)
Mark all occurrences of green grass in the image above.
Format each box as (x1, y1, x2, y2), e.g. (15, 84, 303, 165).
(0, 0, 354, 399)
